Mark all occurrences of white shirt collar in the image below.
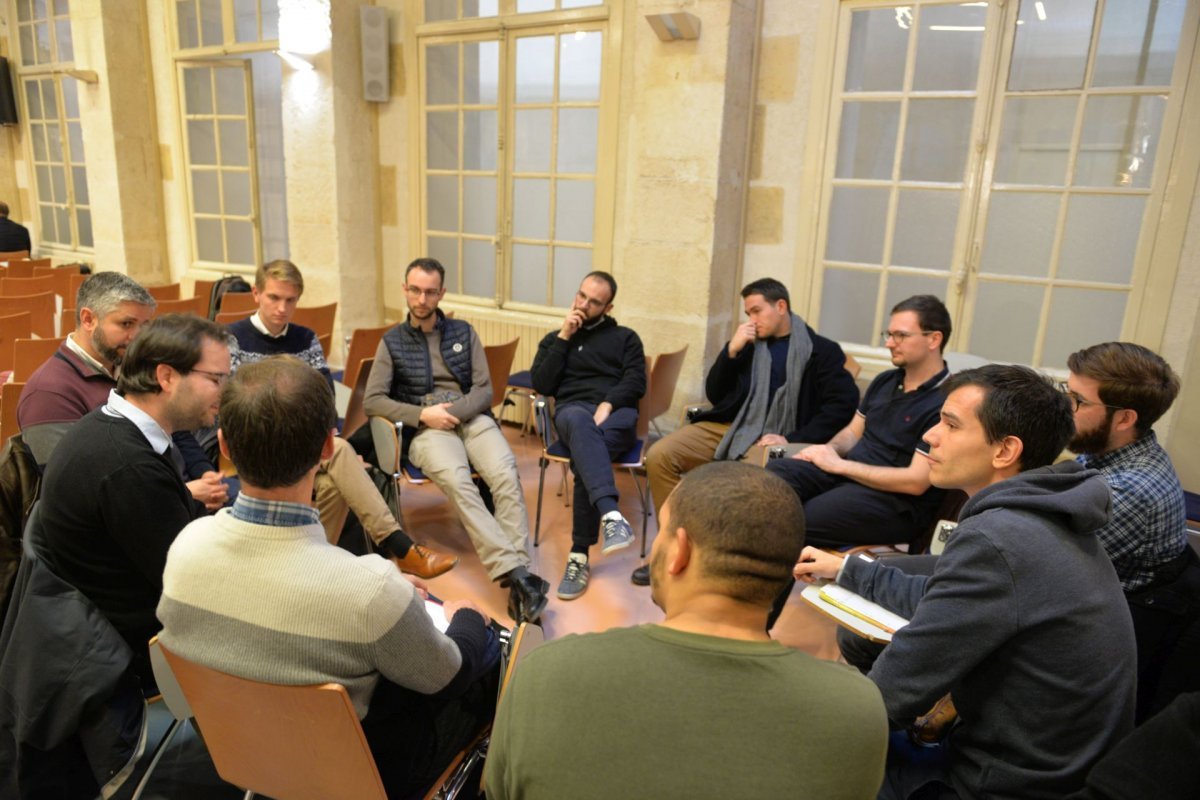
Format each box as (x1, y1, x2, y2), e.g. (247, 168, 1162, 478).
(251, 311, 288, 339)
(65, 333, 115, 378)
(102, 389, 172, 455)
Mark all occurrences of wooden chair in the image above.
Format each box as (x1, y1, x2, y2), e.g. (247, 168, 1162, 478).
(341, 357, 374, 439)
(292, 302, 338, 341)
(1, 382, 22, 447)
(318, 333, 331, 358)
(132, 637, 196, 800)
(0, 261, 35, 278)
(11, 337, 64, 382)
(69, 272, 88, 302)
(219, 291, 257, 314)
(152, 295, 208, 318)
(340, 325, 391, 391)
(483, 338, 520, 411)
(0, 249, 30, 261)
(60, 307, 76, 335)
(0, 292, 56, 337)
(146, 283, 182, 301)
(0, 311, 32, 373)
(0, 275, 59, 297)
(23, 258, 53, 268)
(214, 309, 254, 327)
(643, 344, 688, 437)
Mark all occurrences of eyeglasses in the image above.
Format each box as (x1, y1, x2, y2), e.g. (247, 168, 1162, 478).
(880, 330, 934, 345)
(190, 368, 231, 387)
(405, 286, 443, 300)
(575, 291, 608, 310)
(1057, 382, 1124, 413)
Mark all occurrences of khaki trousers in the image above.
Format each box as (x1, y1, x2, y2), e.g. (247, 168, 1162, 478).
(314, 437, 402, 546)
(644, 421, 731, 517)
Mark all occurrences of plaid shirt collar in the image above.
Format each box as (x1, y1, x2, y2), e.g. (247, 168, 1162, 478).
(230, 492, 320, 528)
(1077, 430, 1159, 471)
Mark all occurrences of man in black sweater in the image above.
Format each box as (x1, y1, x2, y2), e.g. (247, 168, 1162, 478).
(38, 314, 231, 689)
(0, 201, 31, 254)
(531, 271, 646, 600)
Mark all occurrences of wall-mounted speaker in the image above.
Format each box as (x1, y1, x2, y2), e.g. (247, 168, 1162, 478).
(360, 6, 390, 103)
(0, 58, 19, 126)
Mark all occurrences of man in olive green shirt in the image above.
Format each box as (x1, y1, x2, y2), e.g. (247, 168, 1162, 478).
(485, 462, 887, 799)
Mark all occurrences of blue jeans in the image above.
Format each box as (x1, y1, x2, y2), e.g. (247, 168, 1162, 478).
(553, 401, 638, 549)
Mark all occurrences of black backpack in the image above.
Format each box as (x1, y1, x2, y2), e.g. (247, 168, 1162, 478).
(207, 275, 252, 319)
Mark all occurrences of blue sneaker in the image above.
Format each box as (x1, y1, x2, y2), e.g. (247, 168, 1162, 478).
(600, 514, 634, 554)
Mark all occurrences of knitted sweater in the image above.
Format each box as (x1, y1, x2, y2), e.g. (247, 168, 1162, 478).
(157, 510, 490, 718)
(227, 317, 332, 389)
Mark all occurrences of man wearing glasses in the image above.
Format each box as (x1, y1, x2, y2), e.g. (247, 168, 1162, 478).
(1064, 342, 1192, 721)
(37, 314, 232, 690)
(364, 258, 549, 624)
(767, 295, 951, 551)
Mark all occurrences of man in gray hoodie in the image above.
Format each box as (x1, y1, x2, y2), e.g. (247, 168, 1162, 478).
(796, 365, 1135, 800)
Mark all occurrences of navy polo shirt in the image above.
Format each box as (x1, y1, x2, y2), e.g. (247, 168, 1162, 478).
(847, 365, 950, 468)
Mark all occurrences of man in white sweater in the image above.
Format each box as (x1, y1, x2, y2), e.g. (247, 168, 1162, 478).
(157, 355, 499, 798)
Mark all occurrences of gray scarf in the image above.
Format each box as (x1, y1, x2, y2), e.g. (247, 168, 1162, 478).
(714, 314, 813, 461)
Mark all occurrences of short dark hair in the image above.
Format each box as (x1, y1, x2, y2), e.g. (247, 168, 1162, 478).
(891, 295, 952, 353)
(741, 278, 790, 311)
(666, 461, 805, 606)
(75, 271, 156, 325)
(1067, 342, 1180, 437)
(117, 314, 231, 396)
(0, 201, 9, 217)
(219, 356, 336, 489)
(584, 270, 617, 303)
(406, 257, 445, 286)
(942, 364, 1074, 471)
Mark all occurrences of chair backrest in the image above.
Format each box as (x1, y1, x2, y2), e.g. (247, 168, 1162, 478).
(292, 302, 338, 340)
(152, 295, 208, 318)
(483, 337, 519, 410)
(60, 307, 76, 336)
(0, 311, 32, 372)
(343, 325, 391, 390)
(26, 269, 75, 302)
(0, 249, 31, 261)
(12, 337, 64, 382)
(0, 262, 35, 278)
(1, 381, 23, 447)
(370, 416, 402, 474)
(146, 283, 181, 301)
(342, 357, 374, 438)
(0, 292, 56, 337)
(844, 353, 862, 380)
(219, 291, 257, 314)
(645, 345, 688, 425)
(633, 358, 654, 439)
(0, 275, 58, 297)
(69, 272, 88, 303)
(318, 333, 331, 358)
(214, 309, 253, 327)
(159, 643, 388, 800)
(146, 636, 192, 722)
(191, 279, 216, 307)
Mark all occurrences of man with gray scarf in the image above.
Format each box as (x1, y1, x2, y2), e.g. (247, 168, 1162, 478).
(637, 278, 858, 585)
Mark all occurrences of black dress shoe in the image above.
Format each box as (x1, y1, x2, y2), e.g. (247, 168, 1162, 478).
(630, 564, 650, 586)
(508, 573, 550, 624)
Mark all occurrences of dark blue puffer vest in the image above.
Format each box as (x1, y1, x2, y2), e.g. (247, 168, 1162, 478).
(382, 310, 474, 404)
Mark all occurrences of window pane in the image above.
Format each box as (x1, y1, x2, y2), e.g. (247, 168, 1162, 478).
(54, 206, 70, 242)
(994, 96, 1076, 185)
(835, 101, 900, 180)
(562, 0, 602, 9)
(554, 179, 594, 243)
(24, 81, 42, 120)
(1058, 194, 1145, 284)
(559, 31, 601, 102)
(428, 236, 459, 293)
(462, 175, 496, 235)
(19, 27, 35, 67)
(883, 273, 949, 321)
(67, 122, 84, 162)
(517, 0, 554, 13)
(1093, 0, 1184, 87)
(184, 68, 213, 115)
(17, 0, 32, 23)
(1075, 94, 1166, 189)
(465, 0, 498, 17)
(34, 23, 51, 64)
(913, 4, 985, 91)
(41, 80, 57, 117)
(511, 243, 548, 304)
(192, 169, 221, 214)
(31, 125, 47, 161)
(72, 165, 88, 205)
(463, 110, 496, 171)
(826, 186, 889, 264)
(177, 0, 200, 49)
(199, 0, 223, 47)
(215, 68, 247, 115)
(262, 0, 279, 39)
(462, 238, 496, 298)
(76, 207, 92, 248)
(55, 20, 73, 62)
(36, 166, 51, 200)
(901, 99, 973, 183)
(1042, 287, 1126, 367)
(516, 36, 555, 104)
(196, 217, 223, 261)
(39, 205, 57, 243)
(188, 119, 217, 165)
(844, 8, 907, 93)
(219, 120, 250, 167)
(463, 41, 498, 104)
(425, 0, 455, 23)
(427, 111, 458, 170)
(512, 178, 550, 240)
(222, 170, 252, 216)
(514, 109, 552, 172)
(1008, 0, 1096, 91)
(427, 174, 458, 231)
(967, 281, 1043, 363)
(552, 246, 592, 307)
(61, 78, 79, 118)
(980, 191, 1060, 278)
(54, 0, 69, 13)
(427, 44, 458, 105)
(50, 165, 67, 202)
(818, 267, 880, 344)
(46, 122, 63, 162)
(234, 0, 258, 42)
(892, 189, 958, 271)
(226, 220, 255, 264)
(557, 108, 598, 174)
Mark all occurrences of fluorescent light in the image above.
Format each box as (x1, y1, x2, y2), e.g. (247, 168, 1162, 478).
(1035, 1, 1047, 21)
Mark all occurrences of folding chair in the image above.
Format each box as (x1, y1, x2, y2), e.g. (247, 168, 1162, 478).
(130, 637, 195, 800)
(339, 324, 391, 390)
(483, 338, 519, 411)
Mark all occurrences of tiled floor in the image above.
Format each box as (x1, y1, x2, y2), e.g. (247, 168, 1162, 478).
(115, 421, 842, 797)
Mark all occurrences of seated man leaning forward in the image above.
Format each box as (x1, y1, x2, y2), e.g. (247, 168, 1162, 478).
(485, 461, 888, 800)
(226, 258, 456, 578)
(636, 277, 859, 584)
(530, 270, 646, 601)
(364, 257, 548, 624)
(157, 356, 500, 799)
(796, 365, 1136, 800)
(767, 294, 952, 548)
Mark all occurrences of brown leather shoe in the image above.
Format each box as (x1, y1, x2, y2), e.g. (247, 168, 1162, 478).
(391, 544, 458, 579)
